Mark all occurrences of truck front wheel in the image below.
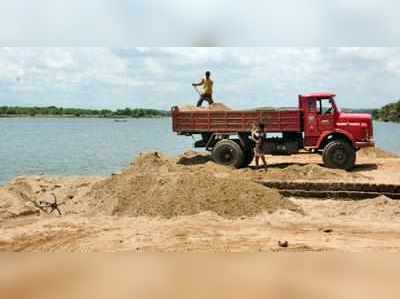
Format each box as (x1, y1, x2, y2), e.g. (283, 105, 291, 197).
(322, 140, 355, 170)
(212, 139, 244, 168)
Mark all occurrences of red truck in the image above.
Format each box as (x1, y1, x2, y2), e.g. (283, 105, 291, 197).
(172, 92, 374, 170)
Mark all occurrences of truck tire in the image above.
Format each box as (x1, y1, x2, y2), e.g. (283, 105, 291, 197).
(212, 139, 244, 168)
(232, 138, 254, 167)
(322, 140, 356, 170)
(242, 148, 255, 167)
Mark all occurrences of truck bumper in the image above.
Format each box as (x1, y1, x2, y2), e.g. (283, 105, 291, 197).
(355, 140, 375, 148)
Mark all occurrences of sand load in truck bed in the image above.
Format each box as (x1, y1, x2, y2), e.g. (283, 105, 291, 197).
(179, 103, 232, 111)
(88, 152, 300, 219)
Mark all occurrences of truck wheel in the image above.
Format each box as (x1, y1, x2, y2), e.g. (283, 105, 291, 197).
(242, 148, 255, 167)
(322, 140, 356, 170)
(212, 139, 244, 168)
(232, 138, 253, 167)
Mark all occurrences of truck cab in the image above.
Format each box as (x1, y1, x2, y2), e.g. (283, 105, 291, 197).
(299, 92, 374, 169)
(299, 92, 374, 149)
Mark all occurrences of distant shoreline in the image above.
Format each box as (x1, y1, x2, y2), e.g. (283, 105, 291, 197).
(0, 106, 171, 118)
(0, 114, 170, 119)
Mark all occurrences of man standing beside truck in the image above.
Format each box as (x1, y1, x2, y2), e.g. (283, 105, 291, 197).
(251, 122, 268, 171)
(192, 71, 214, 107)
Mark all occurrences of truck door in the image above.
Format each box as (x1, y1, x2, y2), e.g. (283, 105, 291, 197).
(303, 98, 319, 147)
(317, 99, 335, 133)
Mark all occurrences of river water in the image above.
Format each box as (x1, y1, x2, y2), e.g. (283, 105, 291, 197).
(1, 118, 399, 185)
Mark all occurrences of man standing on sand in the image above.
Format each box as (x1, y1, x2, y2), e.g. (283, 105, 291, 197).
(192, 71, 214, 107)
(251, 122, 268, 171)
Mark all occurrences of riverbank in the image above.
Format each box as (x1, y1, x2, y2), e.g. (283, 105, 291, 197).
(372, 99, 400, 123)
(0, 106, 170, 118)
(0, 114, 170, 119)
(1, 148, 400, 252)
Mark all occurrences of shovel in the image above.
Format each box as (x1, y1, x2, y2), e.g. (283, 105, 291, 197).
(192, 85, 202, 96)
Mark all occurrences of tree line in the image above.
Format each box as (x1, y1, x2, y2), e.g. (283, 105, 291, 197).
(0, 106, 170, 118)
(3, 101, 400, 122)
(372, 100, 400, 122)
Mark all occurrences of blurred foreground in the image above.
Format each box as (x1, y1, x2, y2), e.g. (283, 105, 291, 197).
(1, 255, 400, 299)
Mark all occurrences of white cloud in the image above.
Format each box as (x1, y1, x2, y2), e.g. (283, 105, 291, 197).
(0, 47, 399, 109)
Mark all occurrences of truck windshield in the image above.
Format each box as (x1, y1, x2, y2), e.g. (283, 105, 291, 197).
(318, 99, 335, 115)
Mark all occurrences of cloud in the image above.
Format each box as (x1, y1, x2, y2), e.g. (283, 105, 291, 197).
(0, 47, 399, 109)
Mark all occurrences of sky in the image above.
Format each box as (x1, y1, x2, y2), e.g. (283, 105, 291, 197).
(0, 0, 399, 46)
(0, 1, 399, 110)
(0, 47, 399, 110)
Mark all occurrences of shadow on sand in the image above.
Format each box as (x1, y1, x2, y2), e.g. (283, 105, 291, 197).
(262, 162, 378, 171)
(176, 152, 379, 173)
(177, 154, 212, 165)
(352, 163, 378, 172)
(254, 162, 307, 169)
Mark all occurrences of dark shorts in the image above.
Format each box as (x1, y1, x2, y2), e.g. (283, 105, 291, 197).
(255, 143, 264, 155)
(196, 94, 214, 107)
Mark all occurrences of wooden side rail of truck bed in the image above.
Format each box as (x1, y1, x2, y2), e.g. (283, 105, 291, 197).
(171, 106, 302, 134)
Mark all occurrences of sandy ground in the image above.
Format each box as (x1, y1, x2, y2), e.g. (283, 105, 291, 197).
(2, 197, 400, 253)
(1, 148, 400, 252)
(256, 148, 400, 184)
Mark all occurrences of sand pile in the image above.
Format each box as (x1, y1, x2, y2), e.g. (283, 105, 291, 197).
(358, 147, 398, 158)
(0, 177, 99, 221)
(0, 181, 38, 220)
(176, 150, 212, 165)
(340, 196, 400, 221)
(180, 103, 231, 111)
(254, 107, 278, 111)
(88, 152, 299, 218)
(263, 164, 368, 181)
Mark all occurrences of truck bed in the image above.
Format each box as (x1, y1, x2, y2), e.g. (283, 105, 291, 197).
(172, 106, 302, 134)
